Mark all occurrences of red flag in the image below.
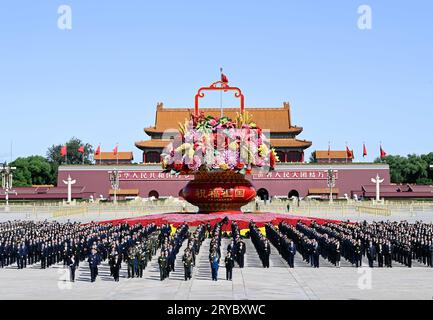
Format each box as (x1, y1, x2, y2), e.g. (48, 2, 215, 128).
(95, 144, 101, 156)
(78, 146, 85, 154)
(221, 71, 228, 84)
(113, 145, 118, 156)
(363, 143, 367, 157)
(380, 145, 387, 159)
(60, 145, 67, 157)
(221, 73, 228, 83)
(346, 146, 353, 159)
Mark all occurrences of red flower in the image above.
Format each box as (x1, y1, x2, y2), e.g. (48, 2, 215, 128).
(270, 152, 276, 168)
(236, 162, 244, 170)
(174, 160, 183, 171)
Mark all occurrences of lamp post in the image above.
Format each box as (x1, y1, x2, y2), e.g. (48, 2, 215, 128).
(327, 168, 336, 204)
(108, 169, 120, 204)
(1, 162, 17, 211)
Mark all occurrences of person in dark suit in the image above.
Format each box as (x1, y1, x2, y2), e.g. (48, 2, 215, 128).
(67, 254, 77, 282)
(109, 248, 122, 281)
(383, 241, 393, 268)
(312, 240, 320, 268)
(237, 242, 246, 268)
(262, 239, 271, 268)
(287, 240, 296, 268)
(427, 240, 433, 268)
(88, 248, 100, 282)
(377, 242, 384, 268)
(367, 241, 376, 268)
(17, 243, 27, 269)
(224, 251, 235, 280)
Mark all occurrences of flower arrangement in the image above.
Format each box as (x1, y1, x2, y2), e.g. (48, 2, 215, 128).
(161, 111, 279, 175)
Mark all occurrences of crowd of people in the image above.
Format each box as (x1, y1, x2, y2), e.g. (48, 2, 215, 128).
(249, 221, 271, 268)
(265, 223, 296, 268)
(273, 220, 433, 269)
(0, 220, 160, 282)
(1, 218, 432, 285)
(157, 223, 189, 281)
(208, 218, 226, 281)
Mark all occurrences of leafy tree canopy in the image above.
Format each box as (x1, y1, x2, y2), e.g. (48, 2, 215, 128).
(7, 137, 94, 187)
(9, 156, 54, 187)
(374, 153, 433, 185)
(47, 137, 94, 166)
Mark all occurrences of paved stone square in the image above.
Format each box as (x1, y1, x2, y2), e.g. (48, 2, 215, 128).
(1, 237, 432, 300)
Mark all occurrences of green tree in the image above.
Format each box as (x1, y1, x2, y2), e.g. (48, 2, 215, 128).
(10, 156, 54, 187)
(47, 137, 94, 165)
(46, 137, 94, 185)
(375, 153, 433, 185)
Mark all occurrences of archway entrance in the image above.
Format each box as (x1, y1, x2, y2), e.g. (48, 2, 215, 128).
(257, 188, 269, 201)
(288, 190, 300, 199)
(148, 190, 159, 199)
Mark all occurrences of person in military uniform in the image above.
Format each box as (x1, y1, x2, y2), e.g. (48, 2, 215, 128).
(136, 243, 146, 278)
(127, 246, 137, 278)
(224, 251, 235, 280)
(182, 248, 193, 281)
(158, 251, 168, 281)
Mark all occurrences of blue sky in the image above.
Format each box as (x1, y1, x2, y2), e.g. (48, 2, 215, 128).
(0, 0, 432, 163)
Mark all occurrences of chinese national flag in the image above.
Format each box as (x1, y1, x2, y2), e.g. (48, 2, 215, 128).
(380, 145, 387, 159)
(60, 145, 67, 157)
(221, 73, 229, 84)
(95, 145, 101, 156)
(346, 146, 353, 159)
(363, 143, 367, 157)
(113, 145, 118, 156)
(78, 146, 85, 154)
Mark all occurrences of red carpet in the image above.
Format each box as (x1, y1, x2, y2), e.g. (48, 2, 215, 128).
(95, 212, 345, 231)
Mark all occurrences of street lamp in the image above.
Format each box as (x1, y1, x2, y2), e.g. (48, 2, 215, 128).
(1, 162, 17, 211)
(108, 169, 120, 204)
(327, 168, 336, 204)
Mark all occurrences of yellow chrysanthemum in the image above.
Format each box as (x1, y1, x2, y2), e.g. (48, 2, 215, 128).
(175, 143, 191, 153)
(258, 144, 269, 157)
(228, 141, 238, 151)
(219, 163, 229, 170)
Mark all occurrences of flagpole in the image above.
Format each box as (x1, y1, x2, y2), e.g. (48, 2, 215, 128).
(345, 141, 348, 164)
(220, 67, 223, 118)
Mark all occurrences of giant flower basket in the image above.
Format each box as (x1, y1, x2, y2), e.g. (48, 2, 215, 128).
(161, 81, 278, 213)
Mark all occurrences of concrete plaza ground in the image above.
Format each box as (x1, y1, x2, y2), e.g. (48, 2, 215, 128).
(1, 236, 432, 300)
